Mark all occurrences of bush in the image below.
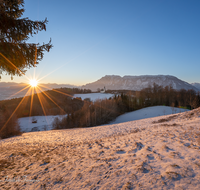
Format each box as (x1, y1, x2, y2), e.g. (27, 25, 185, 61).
(52, 116, 68, 129)
(52, 117, 60, 130)
(0, 106, 22, 139)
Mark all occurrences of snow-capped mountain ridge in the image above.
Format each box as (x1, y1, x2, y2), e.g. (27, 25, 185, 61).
(82, 75, 199, 92)
(191, 83, 200, 91)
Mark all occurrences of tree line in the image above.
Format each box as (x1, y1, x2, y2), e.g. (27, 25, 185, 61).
(53, 84, 200, 130)
(0, 88, 91, 118)
(138, 84, 200, 109)
(0, 87, 90, 138)
(1, 85, 200, 138)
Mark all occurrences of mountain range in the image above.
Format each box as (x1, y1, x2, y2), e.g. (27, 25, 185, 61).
(0, 75, 200, 101)
(82, 75, 200, 92)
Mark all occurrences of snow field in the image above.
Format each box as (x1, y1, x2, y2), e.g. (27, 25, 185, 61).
(73, 93, 114, 102)
(0, 108, 200, 189)
(18, 106, 189, 133)
(109, 105, 189, 124)
(18, 115, 67, 133)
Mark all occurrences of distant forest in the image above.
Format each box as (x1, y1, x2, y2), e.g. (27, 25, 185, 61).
(0, 88, 91, 118)
(0, 84, 200, 130)
(53, 84, 200, 129)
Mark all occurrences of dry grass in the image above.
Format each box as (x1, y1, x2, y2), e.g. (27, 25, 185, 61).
(161, 123, 180, 127)
(152, 115, 177, 124)
(166, 171, 180, 180)
(197, 137, 200, 146)
(0, 159, 15, 172)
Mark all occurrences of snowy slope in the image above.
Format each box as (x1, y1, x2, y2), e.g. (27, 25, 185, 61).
(1, 108, 200, 189)
(18, 106, 188, 133)
(18, 115, 67, 132)
(109, 106, 189, 124)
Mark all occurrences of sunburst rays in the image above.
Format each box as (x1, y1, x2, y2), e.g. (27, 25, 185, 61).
(0, 47, 114, 135)
(0, 74, 72, 134)
(0, 51, 73, 134)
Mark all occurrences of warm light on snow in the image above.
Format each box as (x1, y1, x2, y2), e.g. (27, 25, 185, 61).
(29, 79, 38, 87)
(1, 107, 200, 189)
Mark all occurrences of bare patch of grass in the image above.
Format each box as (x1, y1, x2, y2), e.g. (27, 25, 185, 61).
(171, 164, 180, 168)
(0, 159, 15, 171)
(186, 112, 195, 119)
(40, 157, 51, 165)
(166, 171, 181, 180)
(197, 137, 200, 146)
(161, 123, 180, 127)
(137, 161, 152, 173)
(194, 161, 200, 167)
(130, 128, 140, 133)
(122, 181, 132, 190)
(152, 115, 177, 124)
(162, 144, 171, 151)
(169, 151, 181, 159)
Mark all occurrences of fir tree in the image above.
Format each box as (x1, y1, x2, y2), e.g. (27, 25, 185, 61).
(0, 0, 52, 78)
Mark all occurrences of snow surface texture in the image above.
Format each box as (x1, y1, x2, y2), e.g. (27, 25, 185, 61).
(73, 93, 114, 102)
(109, 106, 189, 124)
(1, 108, 200, 189)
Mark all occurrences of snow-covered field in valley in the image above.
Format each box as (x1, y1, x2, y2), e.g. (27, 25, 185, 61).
(18, 106, 189, 133)
(18, 115, 67, 133)
(73, 93, 114, 102)
(1, 107, 200, 189)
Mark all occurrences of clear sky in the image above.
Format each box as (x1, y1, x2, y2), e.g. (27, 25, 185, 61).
(1, 0, 200, 85)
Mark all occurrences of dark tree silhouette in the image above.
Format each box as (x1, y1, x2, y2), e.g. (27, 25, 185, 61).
(0, 0, 52, 78)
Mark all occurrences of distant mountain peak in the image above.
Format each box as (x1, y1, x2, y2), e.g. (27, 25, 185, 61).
(82, 75, 198, 92)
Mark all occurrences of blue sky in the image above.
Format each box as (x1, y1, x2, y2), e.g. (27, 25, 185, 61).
(2, 0, 200, 85)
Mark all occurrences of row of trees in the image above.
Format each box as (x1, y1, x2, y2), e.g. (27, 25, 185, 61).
(53, 84, 200, 130)
(53, 98, 120, 129)
(1, 84, 200, 137)
(0, 88, 92, 118)
(138, 84, 200, 109)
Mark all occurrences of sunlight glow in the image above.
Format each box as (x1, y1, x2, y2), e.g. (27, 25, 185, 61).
(29, 79, 38, 87)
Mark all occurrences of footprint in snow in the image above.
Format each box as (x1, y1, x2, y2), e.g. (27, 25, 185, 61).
(116, 150, 126, 154)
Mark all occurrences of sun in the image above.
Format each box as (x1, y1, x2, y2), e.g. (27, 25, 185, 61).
(29, 79, 38, 87)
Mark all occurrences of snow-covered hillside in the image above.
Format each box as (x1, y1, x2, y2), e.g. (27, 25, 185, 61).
(1, 107, 200, 189)
(18, 115, 67, 132)
(109, 106, 189, 124)
(18, 106, 188, 132)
